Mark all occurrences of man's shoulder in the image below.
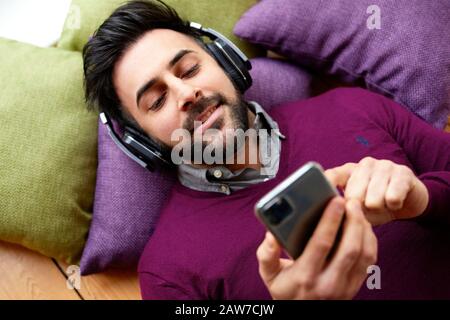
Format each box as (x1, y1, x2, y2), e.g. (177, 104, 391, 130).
(136, 187, 241, 272)
(268, 87, 391, 124)
(137, 184, 266, 273)
(271, 87, 381, 109)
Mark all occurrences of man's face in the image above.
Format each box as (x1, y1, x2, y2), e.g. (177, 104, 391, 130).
(113, 29, 249, 155)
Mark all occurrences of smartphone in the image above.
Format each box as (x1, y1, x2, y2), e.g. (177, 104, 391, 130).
(254, 162, 340, 259)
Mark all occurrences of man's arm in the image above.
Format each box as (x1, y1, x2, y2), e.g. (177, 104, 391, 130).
(330, 88, 450, 225)
(372, 91, 450, 224)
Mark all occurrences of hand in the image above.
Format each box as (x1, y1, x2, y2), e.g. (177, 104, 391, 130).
(256, 197, 377, 300)
(325, 157, 429, 225)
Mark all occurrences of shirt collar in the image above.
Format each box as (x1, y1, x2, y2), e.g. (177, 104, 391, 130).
(177, 101, 285, 194)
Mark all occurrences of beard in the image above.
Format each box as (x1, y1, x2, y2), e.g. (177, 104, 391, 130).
(179, 91, 250, 165)
(182, 91, 249, 132)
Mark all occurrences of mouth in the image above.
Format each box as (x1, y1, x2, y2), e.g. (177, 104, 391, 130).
(195, 104, 220, 124)
(193, 104, 224, 136)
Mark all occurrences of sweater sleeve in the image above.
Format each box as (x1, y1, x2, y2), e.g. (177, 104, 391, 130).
(365, 89, 450, 225)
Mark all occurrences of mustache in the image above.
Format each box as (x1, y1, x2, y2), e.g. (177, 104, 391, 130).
(183, 93, 228, 133)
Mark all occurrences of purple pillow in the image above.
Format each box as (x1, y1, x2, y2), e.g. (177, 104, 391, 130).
(79, 57, 312, 275)
(234, 0, 450, 129)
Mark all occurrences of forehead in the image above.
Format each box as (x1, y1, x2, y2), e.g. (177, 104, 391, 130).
(113, 29, 205, 108)
(114, 29, 202, 82)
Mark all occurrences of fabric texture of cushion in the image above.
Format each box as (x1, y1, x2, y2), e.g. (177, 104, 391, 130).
(0, 38, 97, 264)
(234, 0, 450, 129)
(80, 57, 313, 274)
(58, 0, 264, 58)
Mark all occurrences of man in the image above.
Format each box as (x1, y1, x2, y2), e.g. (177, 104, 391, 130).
(83, 0, 450, 299)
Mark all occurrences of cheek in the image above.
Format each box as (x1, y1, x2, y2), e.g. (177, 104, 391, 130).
(222, 107, 236, 128)
(200, 61, 236, 95)
(141, 114, 180, 147)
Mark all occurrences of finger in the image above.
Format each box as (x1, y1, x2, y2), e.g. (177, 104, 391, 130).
(363, 208, 394, 226)
(256, 231, 284, 286)
(325, 163, 356, 188)
(364, 162, 391, 210)
(346, 220, 378, 298)
(345, 158, 377, 202)
(384, 167, 413, 211)
(326, 199, 365, 276)
(394, 178, 429, 220)
(297, 197, 345, 277)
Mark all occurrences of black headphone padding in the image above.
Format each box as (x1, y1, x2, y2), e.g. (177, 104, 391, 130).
(206, 40, 252, 93)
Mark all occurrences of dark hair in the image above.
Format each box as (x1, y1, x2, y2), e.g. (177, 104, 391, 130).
(83, 0, 202, 130)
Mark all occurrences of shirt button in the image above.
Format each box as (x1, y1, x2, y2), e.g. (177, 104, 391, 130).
(213, 169, 223, 179)
(220, 185, 229, 193)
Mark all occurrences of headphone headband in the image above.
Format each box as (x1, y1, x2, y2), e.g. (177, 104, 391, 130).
(189, 22, 252, 70)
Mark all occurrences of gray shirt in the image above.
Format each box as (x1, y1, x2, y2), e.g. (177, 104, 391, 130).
(177, 102, 285, 195)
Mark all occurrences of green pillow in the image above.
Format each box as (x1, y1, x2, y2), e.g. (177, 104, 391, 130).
(57, 0, 263, 57)
(0, 38, 97, 265)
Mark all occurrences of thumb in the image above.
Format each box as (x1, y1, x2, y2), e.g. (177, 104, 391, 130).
(256, 232, 282, 285)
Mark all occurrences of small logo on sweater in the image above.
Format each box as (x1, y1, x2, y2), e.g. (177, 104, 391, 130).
(356, 135, 370, 147)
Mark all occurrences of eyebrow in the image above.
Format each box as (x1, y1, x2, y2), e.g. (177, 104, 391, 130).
(135, 49, 195, 108)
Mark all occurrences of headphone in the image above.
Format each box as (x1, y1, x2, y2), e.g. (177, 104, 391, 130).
(100, 22, 253, 172)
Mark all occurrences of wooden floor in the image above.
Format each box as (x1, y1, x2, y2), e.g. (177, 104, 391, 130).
(0, 241, 141, 300)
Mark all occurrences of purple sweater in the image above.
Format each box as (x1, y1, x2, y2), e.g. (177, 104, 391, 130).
(138, 88, 450, 300)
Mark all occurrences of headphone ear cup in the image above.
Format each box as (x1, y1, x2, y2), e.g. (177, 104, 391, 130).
(206, 42, 251, 93)
(123, 126, 171, 170)
(124, 126, 160, 150)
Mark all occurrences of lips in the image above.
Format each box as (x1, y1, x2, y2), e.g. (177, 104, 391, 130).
(195, 104, 219, 124)
(193, 105, 224, 136)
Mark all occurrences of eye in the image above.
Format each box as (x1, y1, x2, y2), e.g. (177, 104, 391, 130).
(149, 92, 166, 111)
(181, 64, 200, 78)
(147, 64, 200, 112)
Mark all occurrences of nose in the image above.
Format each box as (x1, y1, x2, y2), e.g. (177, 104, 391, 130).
(170, 77, 201, 112)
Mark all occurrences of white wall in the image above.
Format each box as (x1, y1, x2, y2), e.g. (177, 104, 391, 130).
(0, 0, 71, 47)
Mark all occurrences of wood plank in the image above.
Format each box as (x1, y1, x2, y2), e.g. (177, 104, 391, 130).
(0, 241, 80, 300)
(57, 261, 141, 300)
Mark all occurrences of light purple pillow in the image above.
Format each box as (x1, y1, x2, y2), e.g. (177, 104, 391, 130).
(234, 0, 450, 129)
(79, 57, 312, 275)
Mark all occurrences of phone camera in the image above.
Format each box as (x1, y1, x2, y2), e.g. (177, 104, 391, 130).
(265, 197, 293, 225)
